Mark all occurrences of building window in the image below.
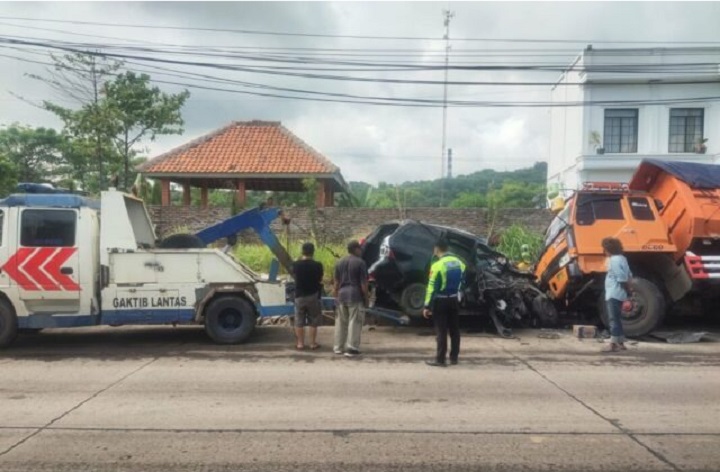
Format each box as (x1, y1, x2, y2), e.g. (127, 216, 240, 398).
(669, 108, 704, 153)
(604, 109, 638, 153)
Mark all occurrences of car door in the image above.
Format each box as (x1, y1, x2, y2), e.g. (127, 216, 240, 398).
(15, 208, 82, 314)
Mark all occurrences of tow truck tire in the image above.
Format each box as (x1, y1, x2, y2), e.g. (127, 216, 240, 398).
(0, 300, 18, 348)
(598, 277, 665, 337)
(158, 233, 205, 249)
(204, 296, 257, 344)
(399, 283, 426, 317)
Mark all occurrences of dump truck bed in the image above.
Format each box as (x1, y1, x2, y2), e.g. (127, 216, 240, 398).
(629, 160, 720, 271)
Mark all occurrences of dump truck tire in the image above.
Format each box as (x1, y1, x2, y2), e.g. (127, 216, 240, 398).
(0, 300, 18, 348)
(532, 294, 559, 328)
(400, 283, 426, 317)
(204, 296, 257, 344)
(599, 277, 665, 337)
(158, 233, 205, 249)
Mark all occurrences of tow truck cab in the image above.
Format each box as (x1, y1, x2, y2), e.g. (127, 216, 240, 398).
(0, 189, 289, 347)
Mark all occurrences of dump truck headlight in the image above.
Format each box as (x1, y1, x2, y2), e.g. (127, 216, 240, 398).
(559, 253, 571, 268)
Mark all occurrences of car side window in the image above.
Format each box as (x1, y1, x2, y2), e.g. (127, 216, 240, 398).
(21, 209, 77, 247)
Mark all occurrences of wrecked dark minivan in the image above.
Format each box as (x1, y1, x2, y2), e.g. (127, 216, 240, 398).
(360, 221, 557, 334)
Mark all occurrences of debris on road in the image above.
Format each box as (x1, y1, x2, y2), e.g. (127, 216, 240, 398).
(650, 331, 714, 344)
(573, 325, 598, 339)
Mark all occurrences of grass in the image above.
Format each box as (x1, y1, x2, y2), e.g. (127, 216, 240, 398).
(233, 242, 346, 283)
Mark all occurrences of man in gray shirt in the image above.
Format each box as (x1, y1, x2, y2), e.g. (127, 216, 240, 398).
(333, 240, 368, 357)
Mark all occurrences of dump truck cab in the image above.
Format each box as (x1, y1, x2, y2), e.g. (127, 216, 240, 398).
(536, 182, 682, 336)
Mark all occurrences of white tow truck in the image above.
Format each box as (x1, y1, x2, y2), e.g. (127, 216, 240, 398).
(0, 189, 295, 347)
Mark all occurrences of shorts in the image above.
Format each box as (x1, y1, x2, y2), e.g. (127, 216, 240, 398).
(294, 294, 323, 328)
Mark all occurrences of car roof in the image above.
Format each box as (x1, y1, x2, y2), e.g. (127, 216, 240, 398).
(393, 219, 486, 243)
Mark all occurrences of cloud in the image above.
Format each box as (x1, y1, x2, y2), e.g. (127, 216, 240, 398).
(0, 1, 719, 185)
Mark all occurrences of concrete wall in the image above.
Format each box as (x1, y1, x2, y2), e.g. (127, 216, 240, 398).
(148, 205, 554, 243)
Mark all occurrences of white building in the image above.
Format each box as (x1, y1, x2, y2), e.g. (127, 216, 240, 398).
(548, 47, 720, 192)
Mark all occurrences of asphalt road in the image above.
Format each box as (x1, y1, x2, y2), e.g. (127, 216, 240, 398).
(0, 323, 719, 472)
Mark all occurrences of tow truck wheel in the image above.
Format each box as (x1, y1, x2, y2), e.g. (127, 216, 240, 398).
(399, 283, 426, 317)
(598, 277, 665, 337)
(204, 296, 257, 344)
(0, 300, 18, 348)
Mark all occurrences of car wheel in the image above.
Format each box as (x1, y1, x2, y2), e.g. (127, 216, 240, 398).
(0, 300, 18, 348)
(598, 277, 665, 337)
(400, 283, 427, 317)
(204, 296, 257, 344)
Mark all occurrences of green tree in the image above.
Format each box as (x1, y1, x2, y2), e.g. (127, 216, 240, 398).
(104, 72, 190, 190)
(487, 182, 546, 209)
(0, 154, 17, 197)
(27, 52, 124, 192)
(0, 125, 68, 183)
(449, 192, 486, 208)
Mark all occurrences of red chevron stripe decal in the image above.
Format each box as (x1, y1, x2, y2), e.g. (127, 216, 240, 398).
(1, 248, 38, 290)
(1, 247, 79, 292)
(44, 247, 80, 291)
(25, 247, 59, 290)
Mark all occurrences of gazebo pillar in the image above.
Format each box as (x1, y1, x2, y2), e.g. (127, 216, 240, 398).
(200, 181, 208, 209)
(160, 179, 171, 206)
(235, 180, 246, 208)
(182, 183, 191, 206)
(315, 180, 334, 207)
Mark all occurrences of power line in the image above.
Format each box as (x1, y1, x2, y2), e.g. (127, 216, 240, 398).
(2, 16, 720, 44)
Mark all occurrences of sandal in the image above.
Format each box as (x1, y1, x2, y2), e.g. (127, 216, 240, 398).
(602, 343, 621, 353)
(310, 344, 321, 350)
(295, 345, 305, 351)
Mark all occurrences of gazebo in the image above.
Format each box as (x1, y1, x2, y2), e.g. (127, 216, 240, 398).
(137, 121, 347, 208)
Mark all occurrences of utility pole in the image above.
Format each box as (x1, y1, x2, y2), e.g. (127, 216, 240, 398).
(447, 148, 453, 179)
(439, 9, 454, 207)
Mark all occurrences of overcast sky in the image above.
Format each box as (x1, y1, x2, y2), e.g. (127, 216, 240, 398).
(1, 1, 720, 184)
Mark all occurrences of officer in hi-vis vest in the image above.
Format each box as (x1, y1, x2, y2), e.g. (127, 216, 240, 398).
(422, 238, 466, 367)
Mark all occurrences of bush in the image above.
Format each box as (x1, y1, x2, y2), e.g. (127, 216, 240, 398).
(497, 225, 543, 263)
(233, 242, 345, 283)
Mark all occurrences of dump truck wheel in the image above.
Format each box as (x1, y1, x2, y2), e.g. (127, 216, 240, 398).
(0, 300, 18, 348)
(400, 283, 426, 316)
(532, 294, 559, 328)
(598, 277, 665, 337)
(204, 296, 257, 344)
(158, 233, 205, 249)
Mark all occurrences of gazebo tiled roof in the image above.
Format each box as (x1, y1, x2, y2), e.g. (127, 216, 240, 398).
(138, 120, 345, 188)
(138, 121, 346, 207)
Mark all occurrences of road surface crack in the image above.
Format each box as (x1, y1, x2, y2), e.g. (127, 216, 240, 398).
(0, 356, 159, 457)
(495, 340, 680, 472)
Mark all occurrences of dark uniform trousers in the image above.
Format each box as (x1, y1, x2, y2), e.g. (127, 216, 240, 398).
(432, 297, 460, 363)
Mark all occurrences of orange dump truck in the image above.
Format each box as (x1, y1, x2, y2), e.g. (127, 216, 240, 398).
(535, 159, 720, 337)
